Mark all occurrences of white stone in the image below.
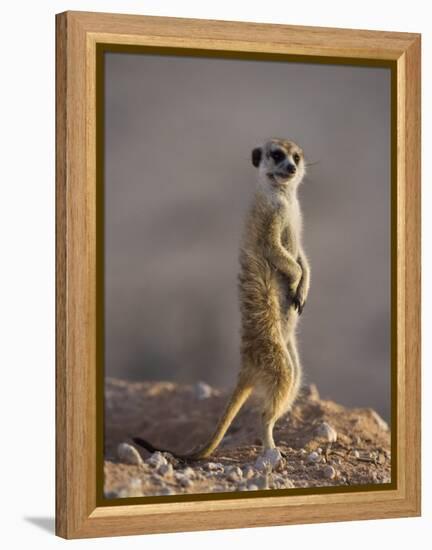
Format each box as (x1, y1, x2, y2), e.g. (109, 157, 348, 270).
(227, 466, 243, 482)
(273, 476, 294, 488)
(117, 443, 144, 466)
(147, 451, 168, 469)
(315, 422, 338, 442)
(242, 465, 256, 480)
(175, 473, 193, 487)
(323, 465, 337, 479)
(252, 475, 269, 490)
(206, 462, 224, 472)
(370, 410, 389, 432)
(306, 451, 320, 463)
(195, 381, 213, 400)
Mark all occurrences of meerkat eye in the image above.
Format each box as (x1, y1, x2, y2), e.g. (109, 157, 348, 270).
(293, 153, 301, 164)
(270, 150, 285, 163)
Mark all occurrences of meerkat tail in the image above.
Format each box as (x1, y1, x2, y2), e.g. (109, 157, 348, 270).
(187, 382, 253, 459)
(133, 382, 253, 461)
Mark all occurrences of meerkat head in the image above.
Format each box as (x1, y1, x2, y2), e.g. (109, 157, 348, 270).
(252, 138, 305, 192)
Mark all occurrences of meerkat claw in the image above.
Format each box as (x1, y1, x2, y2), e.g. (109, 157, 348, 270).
(292, 297, 304, 315)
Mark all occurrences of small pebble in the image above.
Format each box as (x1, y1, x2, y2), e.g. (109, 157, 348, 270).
(377, 453, 386, 464)
(227, 466, 243, 482)
(248, 484, 259, 491)
(272, 473, 294, 489)
(117, 443, 144, 466)
(306, 451, 320, 463)
(175, 473, 194, 487)
(370, 410, 389, 432)
(195, 381, 213, 400)
(147, 451, 168, 469)
(352, 450, 360, 458)
(282, 479, 295, 488)
(315, 422, 338, 442)
(323, 465, 337, 479)
(242, 465, 256, 480)
(251, 475, 269, 490)
(158, 463, 174, 477)
(206, 462, 224, 472)
(181, 466, 195, 478)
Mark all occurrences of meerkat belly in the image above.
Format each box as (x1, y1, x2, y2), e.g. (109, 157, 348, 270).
(274, 270, 291, 312)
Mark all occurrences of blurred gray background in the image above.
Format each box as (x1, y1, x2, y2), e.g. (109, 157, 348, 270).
(104, 53, 391, 420)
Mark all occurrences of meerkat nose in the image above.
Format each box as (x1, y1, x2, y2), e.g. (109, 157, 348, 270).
(287, 163, 296, 174)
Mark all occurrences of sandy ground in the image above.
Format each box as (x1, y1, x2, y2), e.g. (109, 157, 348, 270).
(104, 377, 391, 498)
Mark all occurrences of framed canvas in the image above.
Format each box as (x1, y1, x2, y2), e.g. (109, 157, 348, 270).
(55, 11, 421, 539)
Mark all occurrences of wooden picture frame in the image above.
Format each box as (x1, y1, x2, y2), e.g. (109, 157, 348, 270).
(56, 10, 421, 539)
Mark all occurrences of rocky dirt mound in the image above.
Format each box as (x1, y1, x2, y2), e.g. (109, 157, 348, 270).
(104, 377, 391, 498)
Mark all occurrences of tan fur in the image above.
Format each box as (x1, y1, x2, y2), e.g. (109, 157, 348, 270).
(134, 138, 310, 459)
(193, 137, 310, 456)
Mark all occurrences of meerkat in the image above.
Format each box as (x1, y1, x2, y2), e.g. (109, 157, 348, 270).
(133, 137, 310, 459)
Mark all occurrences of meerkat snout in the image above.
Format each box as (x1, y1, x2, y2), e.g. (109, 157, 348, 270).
(252, 138, 305, 186)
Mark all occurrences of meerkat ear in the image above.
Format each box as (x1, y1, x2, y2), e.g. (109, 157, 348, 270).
(252, 147, 262, 167)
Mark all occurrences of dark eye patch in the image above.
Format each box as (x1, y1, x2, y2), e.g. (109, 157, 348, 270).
(270, 149, 285, 163)
(293, 153, 301, 164)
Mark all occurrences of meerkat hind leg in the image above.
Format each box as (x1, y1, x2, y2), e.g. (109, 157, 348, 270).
(260, 370, 297, 451)
(261, 413, 277, 449)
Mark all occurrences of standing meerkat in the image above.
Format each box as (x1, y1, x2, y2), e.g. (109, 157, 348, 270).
(134, 137, 310, 459)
